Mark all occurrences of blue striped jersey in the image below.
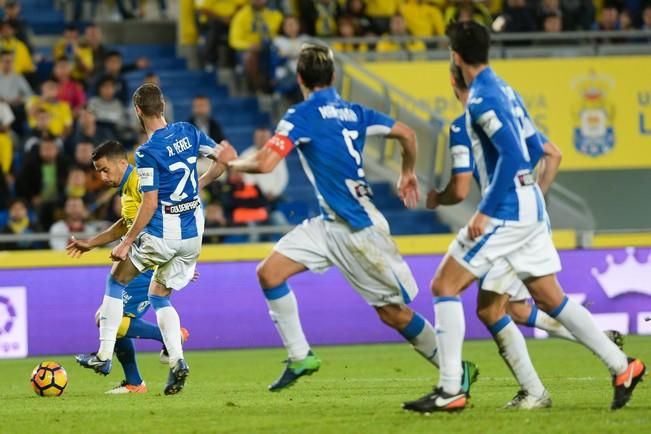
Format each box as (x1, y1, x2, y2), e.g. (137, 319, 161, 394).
(135, 122, 216, 239)
(463, 67, 548, 222)
(273, 87, 396, 230)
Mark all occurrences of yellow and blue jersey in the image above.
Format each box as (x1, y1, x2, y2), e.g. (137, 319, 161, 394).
(117, 164, 153, 320)
(118, 164, 142, 230)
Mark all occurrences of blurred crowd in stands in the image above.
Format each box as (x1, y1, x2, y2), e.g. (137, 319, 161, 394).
(0, 1, 291, 250)
(0, 0, 649, 250)
(192, 0, 651, 93)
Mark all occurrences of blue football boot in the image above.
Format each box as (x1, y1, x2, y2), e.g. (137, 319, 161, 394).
(75, 353, 112, 376)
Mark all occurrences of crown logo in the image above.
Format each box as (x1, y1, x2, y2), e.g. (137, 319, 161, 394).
(571, 70, 615, 101)
(591, 248, 651, 298)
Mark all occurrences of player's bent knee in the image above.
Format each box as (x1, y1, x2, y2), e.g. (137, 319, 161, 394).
(375, 305, 411, 330)
(430, 276, 450, 297)
(256, 261, 281, 289)
(476, 305, 491, 325)
(506, 302, 529, 324)
(149, 280, 171, 297)
(476, 304, 503, 326)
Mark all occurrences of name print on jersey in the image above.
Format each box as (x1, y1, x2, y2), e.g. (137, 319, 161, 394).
(318, 105, 358, 122)
(167, 137, 192, 157)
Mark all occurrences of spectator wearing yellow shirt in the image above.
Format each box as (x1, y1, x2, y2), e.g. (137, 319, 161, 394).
(27, 79, 73, 139)
(331, 16, 368, 54)
(0, 101, 15, 177)
(445, 0, 493, 26)
(229, 0, 283, 92)
(299, 0, 342, 37)
(0, 21, 34, 76)
(376, 14, 426, 54)
(364, 0, 400, 33)
(400, 0, 446, 37)
(53, 25, 94, 84)
(196, 0, 247, 70)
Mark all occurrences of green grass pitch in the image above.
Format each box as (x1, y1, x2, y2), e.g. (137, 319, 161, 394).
(1, 337, 650, 434)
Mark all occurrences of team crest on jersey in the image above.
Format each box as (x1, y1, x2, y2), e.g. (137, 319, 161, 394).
(571, 71, 616, 157)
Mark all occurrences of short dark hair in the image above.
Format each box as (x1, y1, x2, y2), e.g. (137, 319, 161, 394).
(1, 21, 16, 31)
(297, 44, 335, 90)
(133, 83, 165, 117)
(92, 140, 127, 162)
(105, 50, 122, 60)
(8, 197, 28, 210)
(41, 132, 58, 142)
(450, 62, 467, 91)
(603, 0, 621, 11)
(445, 21, 490, 66)
(97, 75, 115, 88)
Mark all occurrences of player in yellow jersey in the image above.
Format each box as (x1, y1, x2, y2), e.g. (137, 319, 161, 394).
(66, 140, 189, 394)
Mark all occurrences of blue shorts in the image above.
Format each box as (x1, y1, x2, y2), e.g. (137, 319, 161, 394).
(122, 270, 154, 318)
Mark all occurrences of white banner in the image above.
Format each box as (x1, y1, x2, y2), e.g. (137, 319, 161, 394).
(0, 287, 28, 358)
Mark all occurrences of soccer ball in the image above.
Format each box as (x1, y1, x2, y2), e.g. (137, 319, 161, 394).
(30, 361, 68, 397)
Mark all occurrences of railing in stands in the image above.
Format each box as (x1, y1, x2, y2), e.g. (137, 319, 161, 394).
(326, 30, 651, 61)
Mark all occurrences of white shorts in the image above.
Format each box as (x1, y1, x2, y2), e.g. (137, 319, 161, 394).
(449, 217, 561, 283)
(481, 258, 531, 301)
(129, 233, 201, 291)
(274, 218, 419, 306)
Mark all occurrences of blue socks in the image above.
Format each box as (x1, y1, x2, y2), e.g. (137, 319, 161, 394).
(125, 317, 164, 343)
(115, 338, 143, 386)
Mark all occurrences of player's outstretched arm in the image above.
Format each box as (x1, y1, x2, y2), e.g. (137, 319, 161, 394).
(198, 141, 238, 189)
(386, 121, 419, 209)
(536, 141, 562, 194)
(426, 172, 473, 210)
(225, 139, 285, 174)
(111, 190, 158, 261)
(66, 218, 128, 258)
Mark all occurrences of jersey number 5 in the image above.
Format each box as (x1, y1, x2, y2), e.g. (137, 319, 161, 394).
(169, 156, 197, 201)
(342, 129, 365, 177)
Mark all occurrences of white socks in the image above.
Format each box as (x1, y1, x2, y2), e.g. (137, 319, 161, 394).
(527, 304, 576, 341)
(264, 283, 310, 361)
(156, 306, 184, 367)
(149, 294, 183, 367)
(491, 315, 546, 397)
(434, 297, 465, 394)
(400, 312, 440, 367)
(550, 297, 628, 375)
(97, 295, 124, 360)
(97, 276, 127, 360)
